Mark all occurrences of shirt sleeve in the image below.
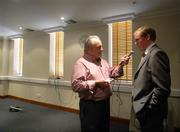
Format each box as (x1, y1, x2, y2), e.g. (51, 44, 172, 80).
(71, 61, 96, 93)
(109, 65, 124, 78)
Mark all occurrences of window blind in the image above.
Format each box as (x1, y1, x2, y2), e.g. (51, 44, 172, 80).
(49, 31, 64, 79)
(13, 38, 23, 76)
(112, 20, 132, 80)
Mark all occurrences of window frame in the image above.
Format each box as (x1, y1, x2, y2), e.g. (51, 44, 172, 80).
(10, 35, 24, 77)
(49, 31, 64, 79)
(103, 13, 135, 84)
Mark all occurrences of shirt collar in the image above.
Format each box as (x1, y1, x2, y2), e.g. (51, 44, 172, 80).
(144, 43, 155, 55)
(83, 54, 101, 63)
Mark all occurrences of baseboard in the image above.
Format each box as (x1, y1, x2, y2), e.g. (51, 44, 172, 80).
(7, 95, 80, 114)
(0, 95, 9, 99)
(0, 95, 129, 124)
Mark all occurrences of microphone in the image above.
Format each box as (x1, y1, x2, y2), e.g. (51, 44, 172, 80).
(127, 50, 134, 57)
(119, 50, 134, 66)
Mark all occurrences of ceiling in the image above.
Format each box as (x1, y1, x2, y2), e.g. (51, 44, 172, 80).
(0, 0, 179, 37)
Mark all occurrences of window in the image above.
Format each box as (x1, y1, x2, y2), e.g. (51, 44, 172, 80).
(13, 37, 24, 76)
(103, 13, 135, 81)
(49, 31, 64, 79)
(111, 20, 133, 80)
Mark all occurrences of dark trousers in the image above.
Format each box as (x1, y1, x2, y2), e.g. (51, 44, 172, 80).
(136, 109, 164, 132)
(79, 98, 110, 132)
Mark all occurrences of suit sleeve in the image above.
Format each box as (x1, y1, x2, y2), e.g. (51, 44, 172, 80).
(148, 51, 171, 108)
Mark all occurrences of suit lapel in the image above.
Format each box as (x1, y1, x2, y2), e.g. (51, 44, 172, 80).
(134, 55, 148, 78)
(137, 56, 147, 70)
(134, 44, 157, 78)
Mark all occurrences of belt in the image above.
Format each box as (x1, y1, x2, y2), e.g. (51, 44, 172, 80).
(80, 98, 109, 103)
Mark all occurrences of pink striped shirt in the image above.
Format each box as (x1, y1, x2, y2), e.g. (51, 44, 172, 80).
(71, 54, 123, 101)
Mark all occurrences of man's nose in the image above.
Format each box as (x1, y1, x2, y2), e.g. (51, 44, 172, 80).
(101, 47, 104, 51)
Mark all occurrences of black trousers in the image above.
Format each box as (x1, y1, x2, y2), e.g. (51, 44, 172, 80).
(79, 98, 110, 132)
(136, 109, 164, 132)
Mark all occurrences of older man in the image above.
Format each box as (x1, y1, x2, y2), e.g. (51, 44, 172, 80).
(71, 35, 129, 132)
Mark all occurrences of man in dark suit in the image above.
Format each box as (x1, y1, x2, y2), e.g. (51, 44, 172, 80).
(132, 26, 171, 132)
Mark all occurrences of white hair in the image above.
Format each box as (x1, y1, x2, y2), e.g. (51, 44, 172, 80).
(84, 35, 101, 50)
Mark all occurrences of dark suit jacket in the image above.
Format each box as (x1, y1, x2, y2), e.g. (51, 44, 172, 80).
(133, 44, 171, 118)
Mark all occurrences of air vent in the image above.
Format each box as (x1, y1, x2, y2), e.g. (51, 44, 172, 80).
(24, 28, 35, 32)
(65, 19, 77, 24)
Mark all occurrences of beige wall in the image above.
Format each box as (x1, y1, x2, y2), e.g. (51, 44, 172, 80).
(8, 32, 49, 78)
(64, 24, 108, 80)
(0, 12, 180, 130)
(0, 38, 10, 75)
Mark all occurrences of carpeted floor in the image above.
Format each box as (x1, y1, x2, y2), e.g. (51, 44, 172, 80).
(0, 98, 129, 132)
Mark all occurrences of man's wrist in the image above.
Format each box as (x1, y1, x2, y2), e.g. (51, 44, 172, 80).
(95, 81, 100, 87)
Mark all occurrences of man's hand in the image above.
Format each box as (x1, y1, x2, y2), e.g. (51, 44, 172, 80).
(119, 55, 130, 66)
(95, 80, 110, 89)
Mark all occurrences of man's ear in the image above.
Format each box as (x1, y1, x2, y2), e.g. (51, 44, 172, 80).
(146, 34, 151, 41)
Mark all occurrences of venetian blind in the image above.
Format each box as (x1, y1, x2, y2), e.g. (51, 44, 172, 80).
(13, 38, 23, 76)
(49, 31, 64, 79)
(112, 20, 132, 80)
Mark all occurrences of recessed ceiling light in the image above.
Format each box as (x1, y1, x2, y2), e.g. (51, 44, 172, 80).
(60, 17, 64, 20)
(19, 26, 23, 30)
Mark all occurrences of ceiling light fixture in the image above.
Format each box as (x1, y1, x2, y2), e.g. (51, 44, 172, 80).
(19, 26, 23, 30)
(60, 17, 65, 20)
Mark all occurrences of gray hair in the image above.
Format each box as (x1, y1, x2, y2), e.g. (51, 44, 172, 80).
(84, 35, 101, 50)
